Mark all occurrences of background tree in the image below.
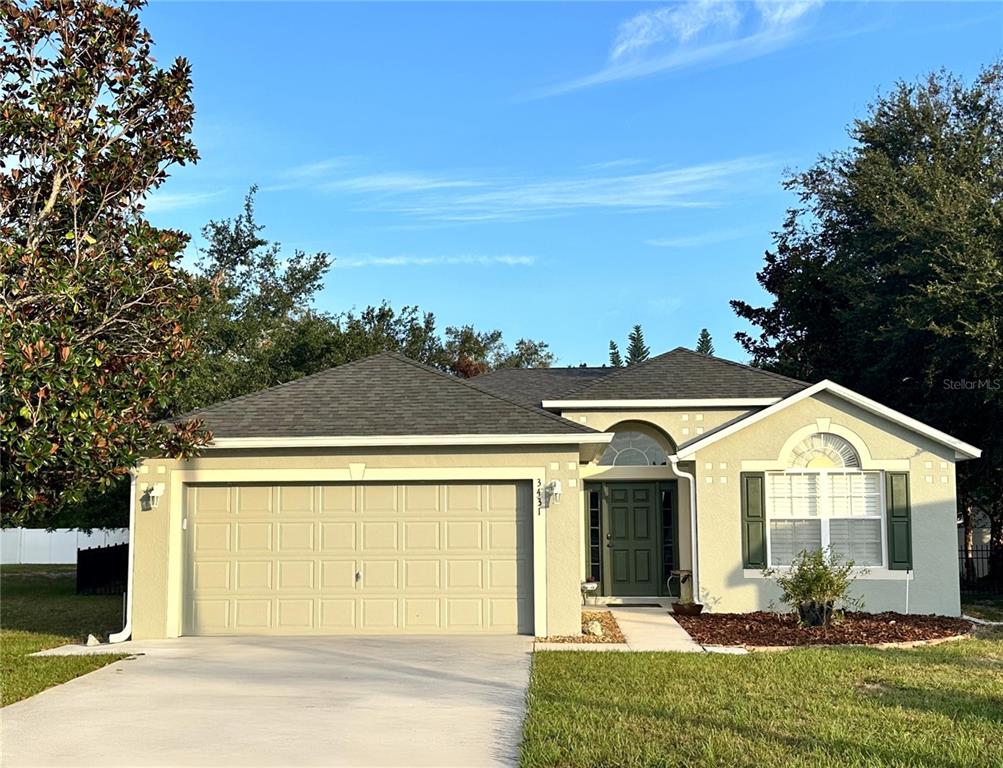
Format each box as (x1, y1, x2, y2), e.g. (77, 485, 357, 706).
(179, 188, 554, 398)
(180, 186, 331, 410)
(608, 341, 623, 367)
(1, 0, 210, 526)
(492, 338, 555, 370)
(334, 303, 440, 366)
(625, 324, 650, 365)
(695, 328, 715, 355)
(731, 64, 1003, 581)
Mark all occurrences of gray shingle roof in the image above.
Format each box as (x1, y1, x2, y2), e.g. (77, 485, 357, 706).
(558, 347, 808, 401)
(174, 352, 597, 438)
(470, 366, 610, 407)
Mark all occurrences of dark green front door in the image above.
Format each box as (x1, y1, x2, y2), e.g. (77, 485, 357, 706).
(603, 483, 660, 596)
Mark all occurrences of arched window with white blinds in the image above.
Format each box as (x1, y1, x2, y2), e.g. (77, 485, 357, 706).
(764, 432, 883, 568)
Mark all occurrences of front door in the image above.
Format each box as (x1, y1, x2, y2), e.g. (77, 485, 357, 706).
(603, 483, 660, 596)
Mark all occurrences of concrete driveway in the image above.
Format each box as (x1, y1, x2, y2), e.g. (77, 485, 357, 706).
(1, 635, 532, 767)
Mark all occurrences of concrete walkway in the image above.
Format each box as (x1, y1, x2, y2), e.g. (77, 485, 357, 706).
(534, 606, 710, 652)
(610, 606, 705, 652)
(3, 635, 531, 767)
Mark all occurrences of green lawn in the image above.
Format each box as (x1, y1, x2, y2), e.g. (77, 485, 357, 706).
(962, 595, 1003, 622)
(523, 632, 1003, 768)
(1, 565, 127, 706)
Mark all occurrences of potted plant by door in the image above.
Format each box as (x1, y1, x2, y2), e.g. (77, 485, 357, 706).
(668, 570, 703, 615)
(671, 596, 704, 616)
(580, 577, 600, 605)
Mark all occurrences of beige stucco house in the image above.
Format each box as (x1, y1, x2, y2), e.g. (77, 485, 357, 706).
(116, 348, 980, 642)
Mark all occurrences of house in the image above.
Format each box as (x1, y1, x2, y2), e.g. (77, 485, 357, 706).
(121, 348, 980, 640)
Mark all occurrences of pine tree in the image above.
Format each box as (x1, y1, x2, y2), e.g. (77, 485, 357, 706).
(625, 325, 650, 365)
(608, 340, 623, 367)
(695, 328, 715, 355)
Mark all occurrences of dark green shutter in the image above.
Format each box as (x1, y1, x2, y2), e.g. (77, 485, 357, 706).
(741, 472, 767, 569)
(886, 472, 912, 570)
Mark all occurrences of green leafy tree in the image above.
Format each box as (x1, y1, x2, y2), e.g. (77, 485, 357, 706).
(184, 188, 554, 395)
(731, 64, 1003, 573)
(180, 186, 331, 410)
(1, 0, 211, 526)
(334, 303, 440, 366)
(436, 325, 553, 378)
(625, 325, 650, 365)
(608, 340, 623, 367)
(438, 325, 503, 378)
(493, 339, 555, 370)
(695, 328, 715, 355)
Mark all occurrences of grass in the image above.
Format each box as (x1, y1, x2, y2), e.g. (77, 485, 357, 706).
(1, 564, 127, 706)
(962, 595, 1003, 622)
(522, 630, 1003, 768)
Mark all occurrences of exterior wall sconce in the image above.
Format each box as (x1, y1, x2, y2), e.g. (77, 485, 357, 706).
(538, 479, 563, 509)
(141, 483, 165, 511)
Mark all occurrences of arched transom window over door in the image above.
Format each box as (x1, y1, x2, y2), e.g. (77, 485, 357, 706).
(597, 430, 669, 467)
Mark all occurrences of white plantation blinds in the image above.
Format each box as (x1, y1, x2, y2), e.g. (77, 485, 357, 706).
(766, 471, 885, 567)
(769, 519, 823, 566)
(829, 472, 882, 517)
(829, 518, 883, 566)
(769, 474, 820, 517)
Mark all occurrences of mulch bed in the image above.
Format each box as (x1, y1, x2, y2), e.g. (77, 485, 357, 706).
(538, 610, 627, 644)
(674, 611, 971, 648)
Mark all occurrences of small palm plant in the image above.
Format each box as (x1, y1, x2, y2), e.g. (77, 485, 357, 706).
(764, 548, 864, 627)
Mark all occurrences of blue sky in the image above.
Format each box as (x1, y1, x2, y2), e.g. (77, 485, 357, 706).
(144, 1, 1002, 365)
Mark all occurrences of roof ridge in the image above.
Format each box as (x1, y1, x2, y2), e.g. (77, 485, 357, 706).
(668, 346, 809, 387)
(560, 347, 680, 398)
(387, 353, 597, 433)
(477, 365, 610, 376)
(559, 346, 808, 400)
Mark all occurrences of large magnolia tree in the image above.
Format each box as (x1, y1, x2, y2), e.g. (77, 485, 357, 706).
(1, 0, 210, 526)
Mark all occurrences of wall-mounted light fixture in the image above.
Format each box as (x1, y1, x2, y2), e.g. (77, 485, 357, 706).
(141, 483, 165, 511)
(548, 479, 562, 505)
(537, 479, 563, 509)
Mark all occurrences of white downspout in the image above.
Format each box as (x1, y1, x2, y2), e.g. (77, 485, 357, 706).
(670, 456, 699, 603)
(904, 570, 911, 615)
(109, 470, 137, 643)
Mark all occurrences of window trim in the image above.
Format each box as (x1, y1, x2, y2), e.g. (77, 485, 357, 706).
(764, 469, 886, 569)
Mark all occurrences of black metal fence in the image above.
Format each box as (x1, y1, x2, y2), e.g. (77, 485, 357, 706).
(959, 545, 1003, 595)
(76, 542, 128, 595)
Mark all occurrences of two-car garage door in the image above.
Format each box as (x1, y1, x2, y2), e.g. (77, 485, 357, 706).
(183, 481, 533, 635)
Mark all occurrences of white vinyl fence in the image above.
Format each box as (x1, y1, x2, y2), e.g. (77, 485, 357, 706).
(0, 528, 129, 565)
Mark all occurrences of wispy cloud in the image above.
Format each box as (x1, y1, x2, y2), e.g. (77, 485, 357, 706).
(342, 157, 770, 222)
(265, 153, 773, 223)
(144, 189, 225, 213)
(530, 0, 823, 98)
(645, 227, 754, 248)
(333, 254, 535, 269)
(432, 158, 768, 221)
(320, 172, 483, 194)
(611, 2, 742, 61)
(263, 157, 357, 191)
(582, 158, 647, 171)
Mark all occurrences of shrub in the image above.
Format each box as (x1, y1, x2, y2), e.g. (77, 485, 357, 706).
(764, 548, 864, 627)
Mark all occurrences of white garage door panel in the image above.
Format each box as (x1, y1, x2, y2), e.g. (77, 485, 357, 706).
(184, 482, 532, 635)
